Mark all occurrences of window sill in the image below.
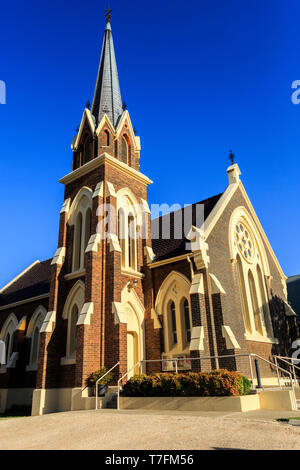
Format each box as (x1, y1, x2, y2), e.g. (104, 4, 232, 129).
(61, 357, 76, 366)
(64, 269, 86, 281)
(245, 331, 279, 344)
(121, 268, 144, 279)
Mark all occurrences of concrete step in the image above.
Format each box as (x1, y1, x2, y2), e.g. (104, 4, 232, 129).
(106, 394, 117, 409)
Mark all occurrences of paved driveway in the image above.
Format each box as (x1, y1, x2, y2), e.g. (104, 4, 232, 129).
(0, 409, 300, 450)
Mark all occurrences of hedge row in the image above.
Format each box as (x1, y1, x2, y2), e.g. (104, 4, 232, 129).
(122, 370, 252, 397)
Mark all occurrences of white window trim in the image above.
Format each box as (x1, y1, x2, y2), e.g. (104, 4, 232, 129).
(68, 187, 93, 273)
(117, 191, 140, 273)
(155, 271, 192, 356)
(61, 280, 85, 365)
(0, 313, 18, 372)
(230, 212, 275, 341)
(26, 305, 47, 372)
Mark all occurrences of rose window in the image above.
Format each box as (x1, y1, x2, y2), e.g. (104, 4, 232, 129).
(235, 223, 254, 262)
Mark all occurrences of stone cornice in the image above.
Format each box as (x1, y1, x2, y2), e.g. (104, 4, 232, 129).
(59, 152, 153, 187)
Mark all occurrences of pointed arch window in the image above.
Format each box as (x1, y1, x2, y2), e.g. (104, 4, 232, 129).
(0, 315, 18, 368)
(236, 255, 252, 334)
(257, 265, 272, 336)
(170, 302, 177, 346)
(68, 305, 79, 357)
(26, 307, 46, 370)
(118, 208, 126, 268)
(248, 270, 263, 336)
(121, 135, 129, 164)
(84, 209, 92, 268)
(182, 298, 191, 343)
(82, 136, 93, 165)
(104, 130, 110, 147)
(117, 196, 138, 272)
(5, 332, 11, 363)
(61, 281, 85, 366)
(71, 191, 93, 273)
(74, 212, 83, 271)
(128, 213, 136, 270)
(232, 215, 274, 340)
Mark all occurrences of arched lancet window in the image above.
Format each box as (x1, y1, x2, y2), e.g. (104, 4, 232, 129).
(82, 136, 93, 165)
(170, 302, 177, 346)
(27, 307, 46, 369)
(70, 189, 93, 273)
(121, 135, 129, 164)
(182, 298, 191, 343)
(0, 315, 18, 366)
(231, 211, 274, 339)
(84, 209, 92, 268)
(156, 272, 192, 356)
(257, 265, 272, 336)
(117, 193, 138, 272)
(248, 270, 263, 336)
(118, 208, 126, 268)
(68, 305, 79, 357)
(61, 281, 85, 365)
(5, 332, 11, 363)
(104, 130, 110, 147)
(236, 255, 252, 333)
(74, 212, 83, 271)
(128, 213, 136, 270)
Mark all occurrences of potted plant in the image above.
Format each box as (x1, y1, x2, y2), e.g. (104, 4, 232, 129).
(87, 368, 114, 397)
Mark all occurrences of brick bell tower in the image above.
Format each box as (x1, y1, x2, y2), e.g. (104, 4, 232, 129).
(34, 10, 154, 413)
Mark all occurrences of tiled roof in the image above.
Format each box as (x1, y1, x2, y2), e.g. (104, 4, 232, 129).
(151, 193, 223, 262)
(287, 275, 300, 321)
(0, 259, 51, 307)
(91, 19, 123, 127)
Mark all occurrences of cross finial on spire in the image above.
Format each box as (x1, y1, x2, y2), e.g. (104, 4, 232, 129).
(105, 7, 112, 24)
(229, 149, 235, 165)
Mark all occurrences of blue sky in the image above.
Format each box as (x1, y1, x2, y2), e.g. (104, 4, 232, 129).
(0, 0, 299, 286)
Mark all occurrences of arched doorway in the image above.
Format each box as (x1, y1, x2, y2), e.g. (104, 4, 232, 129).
(121, 285, 145, 379)
(125, 304, 141, 377)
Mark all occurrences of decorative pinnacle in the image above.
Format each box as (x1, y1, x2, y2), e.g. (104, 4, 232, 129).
(229, 150, 235, 165)
(105, 7, 112, 24)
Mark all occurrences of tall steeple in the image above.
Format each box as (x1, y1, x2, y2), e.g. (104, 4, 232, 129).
(91, 9, 123, 127)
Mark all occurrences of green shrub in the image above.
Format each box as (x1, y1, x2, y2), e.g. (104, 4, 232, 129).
(121, 369, 252, 397)
(86, 367, 114, 387)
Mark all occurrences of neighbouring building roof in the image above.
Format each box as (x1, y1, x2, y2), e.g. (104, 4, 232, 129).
(151, 193, 223, 262)
(0, 259, 51, 307)
(287, 275, 300, 321)
(91, 18, 123, 127)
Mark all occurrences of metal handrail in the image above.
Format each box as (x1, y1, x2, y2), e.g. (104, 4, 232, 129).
(95, 362, 120, 410)
(117, 361, 141, 410)
(251, 354, 294, 389)
(274, 356, 300, 386)
(116, 353, 297, 410)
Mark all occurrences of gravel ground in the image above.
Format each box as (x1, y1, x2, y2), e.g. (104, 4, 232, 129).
(0, 409, 300, 450)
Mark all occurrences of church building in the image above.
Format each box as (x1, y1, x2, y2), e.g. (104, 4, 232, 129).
(0, 12, 297, 415)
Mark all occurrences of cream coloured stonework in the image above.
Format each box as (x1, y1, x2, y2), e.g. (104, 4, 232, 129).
(155, 271, 192, 356)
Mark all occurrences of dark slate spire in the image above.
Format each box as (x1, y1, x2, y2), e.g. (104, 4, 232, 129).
(91, 9, 123, 127)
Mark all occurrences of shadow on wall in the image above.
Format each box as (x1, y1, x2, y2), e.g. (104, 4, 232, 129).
(270, 294, 299, 358)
